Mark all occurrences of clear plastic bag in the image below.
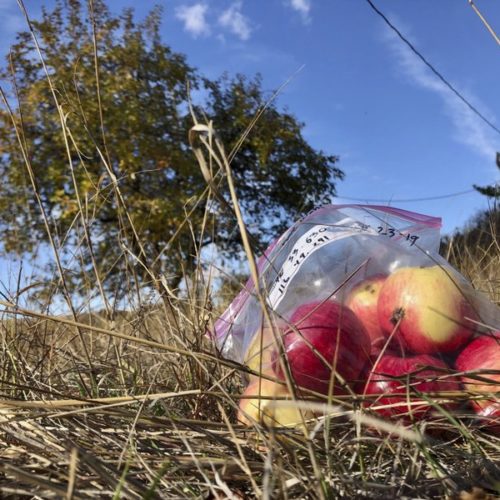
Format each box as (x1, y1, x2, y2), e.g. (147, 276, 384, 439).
(213, 205, 500, 427)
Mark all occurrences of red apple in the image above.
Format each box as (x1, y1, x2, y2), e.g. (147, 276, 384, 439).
(273, 300, 370, 395)
(455, 331, 500, 431)
(378, 265, 478, 354)
(345, 274, 388, 356)
(476, 404, 500, 434)
(364, 353, 460, 420)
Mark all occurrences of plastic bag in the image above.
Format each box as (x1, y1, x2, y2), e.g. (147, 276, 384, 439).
(213, 204, 500, 427)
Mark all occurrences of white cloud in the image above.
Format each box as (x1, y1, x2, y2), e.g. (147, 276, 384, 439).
(384, 20, 498, 163)
(175, 3, 210, 38)
(218, 1, 252, 41)
(287, 0, 311, 23)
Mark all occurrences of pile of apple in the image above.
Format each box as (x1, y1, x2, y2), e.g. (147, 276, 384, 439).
(238, 265, 500, 430)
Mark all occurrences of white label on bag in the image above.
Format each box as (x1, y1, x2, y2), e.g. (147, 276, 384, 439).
(266, 219, 375, 309)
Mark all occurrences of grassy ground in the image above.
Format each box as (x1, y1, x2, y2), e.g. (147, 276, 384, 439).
(1, 304, 499, 499)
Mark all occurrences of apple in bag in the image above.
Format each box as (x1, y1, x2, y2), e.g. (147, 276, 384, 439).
(244, 326, 278, 378)
(345, 274, 388, 356)
(364, 353, 460, 420)
(238, 379, 315, 427)
(377, 265, 478, 354)
(273, 300, 370, 395)
(455, 331, 500, 431)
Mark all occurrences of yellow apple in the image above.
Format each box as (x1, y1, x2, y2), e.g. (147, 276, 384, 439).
(262, 397, 316, 428)
(244, 327, 277, 376)
(345, 274, 387, 355)
(378, 265, 478, 354)
(237, 379, 314, 427)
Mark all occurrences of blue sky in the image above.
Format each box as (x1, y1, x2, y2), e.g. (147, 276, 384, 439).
(1, 0, 499, 239)
(138, 0, 499, 234)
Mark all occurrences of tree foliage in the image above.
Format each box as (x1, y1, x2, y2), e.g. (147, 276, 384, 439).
(474, 181, 500, 199)
(0, 0, 343, 294)
(440, 207, 499, 288)
(473, 153, 500, 199)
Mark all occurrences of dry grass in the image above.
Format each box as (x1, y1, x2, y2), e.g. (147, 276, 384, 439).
(0, 4, 499, 498)
(444, 207, 500, 307)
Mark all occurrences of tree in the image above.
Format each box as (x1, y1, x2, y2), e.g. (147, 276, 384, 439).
(0, 0, 343, 297)
(473, 152, 500, 199)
